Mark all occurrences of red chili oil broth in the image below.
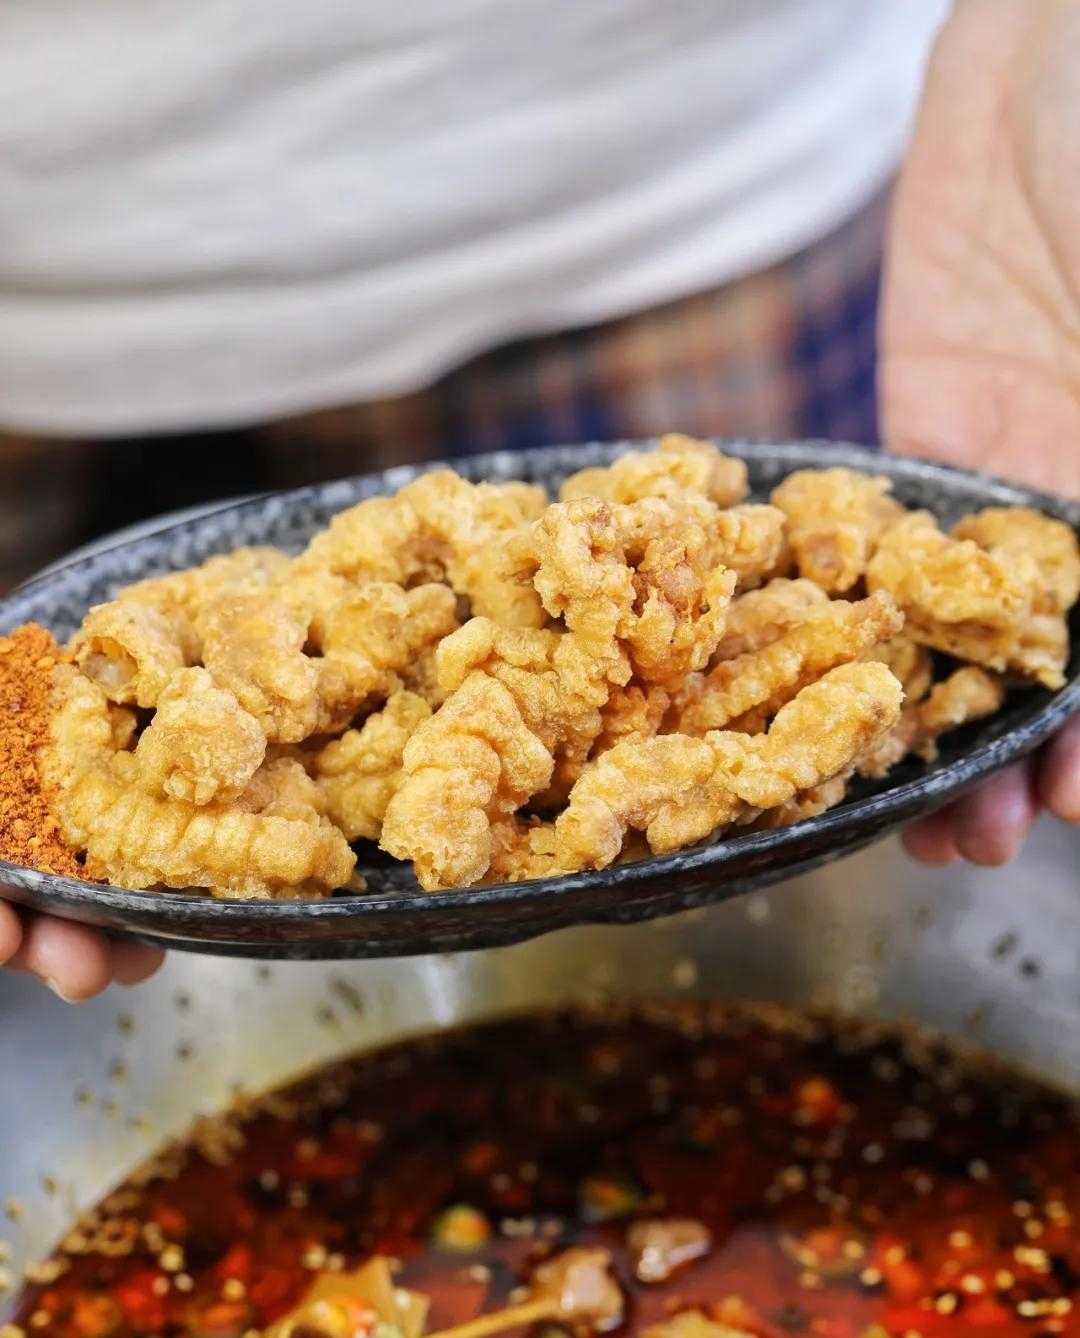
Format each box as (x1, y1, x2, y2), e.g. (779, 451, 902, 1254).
(12, 1005, 1080, 1338)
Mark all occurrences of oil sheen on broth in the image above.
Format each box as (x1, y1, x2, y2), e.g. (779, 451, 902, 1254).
(12, 1006, 1080, 1338)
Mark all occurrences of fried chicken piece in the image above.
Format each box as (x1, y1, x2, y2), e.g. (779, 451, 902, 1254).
(594, 683, 672, 753)
(70, 600, 192, 708)
(235, 755, 331, 820)
(709, 504, 788, 591)
(382, 614, 629, 888)
(534, 682, 673, 811)
(199, 592, 324, 742)
(748, 772, 852, 831)
(517, 495, 738, 686)
(316, 581, 459, 727)
(437, 617, 625, 753)
(514, 496, 638, 662)
(554, 662, 902, 870)
(671, 592, 902, 735)
(43, 666, 355, 898)
(865, 634, 934, 703)
(199, 581, 456, 742)
(118, 547, 291, 652)
(298, 470, 548, 627)
(770, 467, 904, 593)
(485, 814, 563, 883)
(866, 510, 1064, 685)
(281, 572, 459, 712)
(620, 502, 738, 685)
(711, 578, 829, 661)
(953, 506, 1080, 615)
(380, 672, 554, 890)
(858, 665, 1006, 779)
(559, 434, 748, 508)
(315, 691, 431, 841)
(134, 667, 266, 805)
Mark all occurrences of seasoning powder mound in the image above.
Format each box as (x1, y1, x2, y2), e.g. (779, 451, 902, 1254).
(0, 623, 81, 877)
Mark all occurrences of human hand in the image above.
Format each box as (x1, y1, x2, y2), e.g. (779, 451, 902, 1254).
(0, 897, 164, 1000)
(879, 0, 1080, 866)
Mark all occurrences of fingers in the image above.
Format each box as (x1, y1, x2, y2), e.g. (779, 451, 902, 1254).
(6, 915, 115, 1001)
(1036, 714, 1080, 823)
(110, 938, 166, 986)
(902, 805, 960, 865)
(952, 761, 1041, 866)
(0, 900, 24, 963)
(0, 907, 166, 1001)
(904, 761, 1042, 869)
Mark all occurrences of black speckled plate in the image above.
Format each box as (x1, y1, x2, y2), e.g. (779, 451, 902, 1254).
(1, 441, 1077, 960)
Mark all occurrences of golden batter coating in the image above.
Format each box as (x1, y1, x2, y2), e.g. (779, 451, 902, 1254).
(711, 578, 829, 662)
(298, 470, 548, 628)
(671, 592, 902, 735)
(858, 666, 1006, 780)
(771, 467, 904, 593)
(953, 505, 1080, 615)
(42, 666, 355, 898)
(559, 433, 748, 508)
(553, 663, 903, 871)
(315, 691, 431, 841)
(866, 510, 1067, 687)
(134, 667, 266, 805)
(71, 600, 192, 708)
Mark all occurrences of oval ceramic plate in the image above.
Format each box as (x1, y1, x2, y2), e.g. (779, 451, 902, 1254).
(0, 441, 1077, 959)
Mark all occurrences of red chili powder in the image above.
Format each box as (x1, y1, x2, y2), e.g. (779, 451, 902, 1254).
(0, 622, 81, 877)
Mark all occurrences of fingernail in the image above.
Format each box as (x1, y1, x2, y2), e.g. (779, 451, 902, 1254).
(44, 977, 79, 1003)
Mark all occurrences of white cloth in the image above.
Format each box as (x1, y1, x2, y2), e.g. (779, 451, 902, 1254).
(0, 0, 948, 435)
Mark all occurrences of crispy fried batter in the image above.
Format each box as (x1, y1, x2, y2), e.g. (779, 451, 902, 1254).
(198, 581, 456, 742)
(865, 633, 934, 703)
(125, 546, 291, 615)
(621, 500, 738, 685)
(672, 592, 902, 735)
(43, 666, 355, 898)
(553, 663, 902, 870)
(381, 672, 554, 890)
(199, 592, 324, 742)
(866, 511, 1065, 686)
(559, 434, 748, 508)
(282, 572, 459, 710)
(534, 682, 673, 812)
(298, 471, 547, 627)
(858, 666, 1006, 779)
(771, 467, 904, 593)
(134, 667, 266, 805)
(485, 814, 563, 883)
(953, 506, 1080, 615)
(749, 773, 853, 831)
(71, 600, 192, 708)
(517, 495, 739, 685)
(709, 504, 788, 591)
(712, 578, 829, 661)
(315, 691, 431, 841)
(117, 546, 291, 657)
(316, 581, 459, 728)
(381, 614, 627, 888)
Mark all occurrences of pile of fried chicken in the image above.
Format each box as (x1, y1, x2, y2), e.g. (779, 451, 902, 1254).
(43, 436, 1078, 898)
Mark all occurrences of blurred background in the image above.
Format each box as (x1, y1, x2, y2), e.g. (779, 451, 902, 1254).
(0, 1, 953, 589)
